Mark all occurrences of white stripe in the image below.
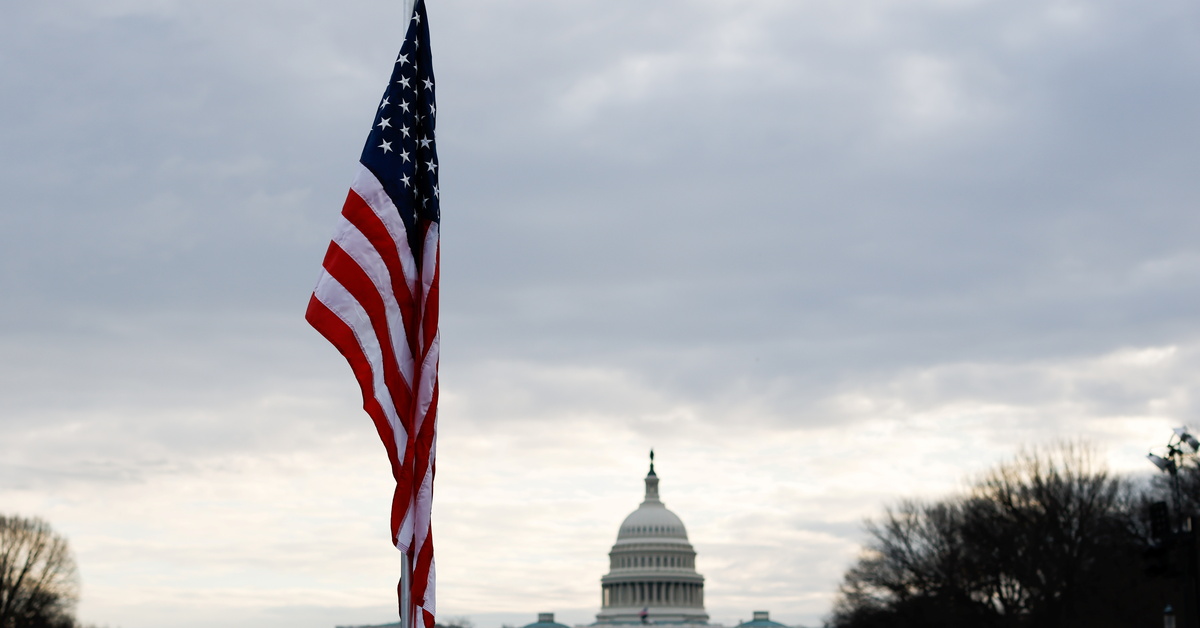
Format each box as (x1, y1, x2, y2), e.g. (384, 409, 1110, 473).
(352, 166, 420, 299)
(331, 213, 417, 386)
(312, 272, 408, 455)
(412, 459, 435, 565)
(413, 332, 439, 433)
(420, 431, 437, 619)
(413, 423, 436, 541)
(419, 556, 435, 612)
(427, 558, 436, 613)
(396, 493, 415, 553)
(419, 223, 439, 338)
(424, 540, 436, 615)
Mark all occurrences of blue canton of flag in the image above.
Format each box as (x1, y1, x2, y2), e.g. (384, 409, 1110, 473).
(361, 0, 440, 261)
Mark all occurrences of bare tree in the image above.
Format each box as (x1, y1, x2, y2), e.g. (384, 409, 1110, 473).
(958, 444, 1144, 627)
(0, 515, 79, 628)
(830, 498, 999, 628)
(827, 444, 1159, 628)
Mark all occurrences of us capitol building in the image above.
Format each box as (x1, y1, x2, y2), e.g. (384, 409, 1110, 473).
(525, 453, 790, 628)
(595, 453, 708, 625)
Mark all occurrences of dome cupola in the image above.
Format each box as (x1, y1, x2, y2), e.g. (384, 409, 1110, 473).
(616, 455, 689, 542)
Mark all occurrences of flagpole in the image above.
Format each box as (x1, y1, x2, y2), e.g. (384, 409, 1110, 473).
(401, 0, 419, 622)
(401, 551, 413, 628)
(399, 2, 421, 627)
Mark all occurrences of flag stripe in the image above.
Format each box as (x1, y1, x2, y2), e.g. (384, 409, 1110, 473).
(419, 228, 440, 360)
(410, 380, 438, 603)
(349, 167, 421, 305)
(308, 271, 416, 547)
(321, 241, 414, 414)
(309, 273, 405, 442)
(304, 295, 404, 478)
(340, 188, 419, 380)
(411, 232, 440, 623)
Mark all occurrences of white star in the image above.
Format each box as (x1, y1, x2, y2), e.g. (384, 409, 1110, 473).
(401, 174, 411, 188)
(399, 149, 411, 163)
(399, 125, 411, 138)
(397, 76, 411, 89)
(419, 136, 432, 148)
(422, 78, 434, 91)
(379, 140, 393, 153)
(412, 13, 421, 24)
(399, 99, 411, 113)
(433, 184, 440, 198)
(429, 103, 436, 116)
(426, 159, 438, 173)
(377, 117, 391, 130)
(396, 53, 409, 65)
(379, 97, 389, 110)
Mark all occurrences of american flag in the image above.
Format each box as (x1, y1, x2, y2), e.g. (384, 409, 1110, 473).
(305, 1, 440, 626)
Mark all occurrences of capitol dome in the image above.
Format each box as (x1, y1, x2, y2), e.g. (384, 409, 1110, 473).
(595, 453, 708, 626)
(615, 488, 687, 542)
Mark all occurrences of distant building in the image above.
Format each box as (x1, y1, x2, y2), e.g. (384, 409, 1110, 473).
(594, 453, 708, 626)
(734, 611, 788, 628)
(523, 613, 572, 628)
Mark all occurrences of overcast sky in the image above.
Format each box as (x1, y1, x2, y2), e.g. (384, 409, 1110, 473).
(2, 0, 1199, 627)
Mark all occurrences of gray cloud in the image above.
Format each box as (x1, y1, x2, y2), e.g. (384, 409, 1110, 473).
(3, 0, 1200, 626)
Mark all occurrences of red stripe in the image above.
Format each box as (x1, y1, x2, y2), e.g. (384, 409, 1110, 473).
(342, 190, 422, 359)
(305, 296, 403, 485)
(391, 483, 410, 552)
(320, 241, 415, 421)
(412, 521, 435, 604)
(413, 381, 438, 487)
(308, 293, 414, 547)
(410, 380, 438, 601)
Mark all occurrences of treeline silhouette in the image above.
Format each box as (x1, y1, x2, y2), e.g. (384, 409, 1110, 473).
(0, 515, 79, 628)
(825, 443, 1190, 628)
